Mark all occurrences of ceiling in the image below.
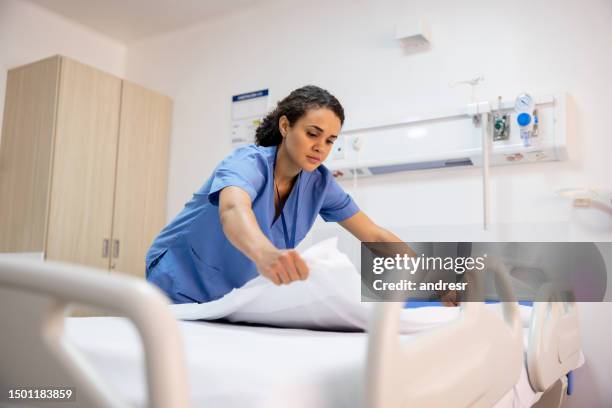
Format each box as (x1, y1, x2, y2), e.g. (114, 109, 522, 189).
(24, 0, 264, 43)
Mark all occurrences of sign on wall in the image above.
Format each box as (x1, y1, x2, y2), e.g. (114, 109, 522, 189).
(231, 89, 269, 147)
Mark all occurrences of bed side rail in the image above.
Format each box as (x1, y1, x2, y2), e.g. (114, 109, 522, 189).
(527, 283, 581, 392)
(364, 256, 523, 408)
(0, 257, 190, 408)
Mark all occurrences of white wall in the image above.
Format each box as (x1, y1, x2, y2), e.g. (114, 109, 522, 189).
(0, 0, 127, 136)
(125, 0, 612, 404)
(125, 0, 612, 239)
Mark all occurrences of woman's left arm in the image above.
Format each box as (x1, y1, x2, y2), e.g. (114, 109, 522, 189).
(338, 211, 408, 246)
(339, 211, 458, 306)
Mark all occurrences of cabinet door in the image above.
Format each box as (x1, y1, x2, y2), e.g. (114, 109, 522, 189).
(0, 57, 60, 252)
(110, 81, 171, 277)
(45, 58, 121, 269)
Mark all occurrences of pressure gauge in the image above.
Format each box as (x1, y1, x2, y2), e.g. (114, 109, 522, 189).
(515, 93, 534, 112)
(515, 93, 535, 147)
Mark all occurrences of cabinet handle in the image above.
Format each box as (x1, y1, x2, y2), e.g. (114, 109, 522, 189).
(102, 239, 110, 258)
(113, 239, 120, 259)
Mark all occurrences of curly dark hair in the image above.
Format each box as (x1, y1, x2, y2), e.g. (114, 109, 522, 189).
(255, 85, 345, 146)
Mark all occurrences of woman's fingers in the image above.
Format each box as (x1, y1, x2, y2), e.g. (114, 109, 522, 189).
(270, 272, 282, 286)
(279, 252, 300, 283)
(258, 250, 310, 285)
(275, 261, 291, 284)
(290, 251, 309, 280)
(440, 290, 460, 307)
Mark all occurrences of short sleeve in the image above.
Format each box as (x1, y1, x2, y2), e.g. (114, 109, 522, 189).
(319, 176, 360, 222)
(207, 147, 268, 206)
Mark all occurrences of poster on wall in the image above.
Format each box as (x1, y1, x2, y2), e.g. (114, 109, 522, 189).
(231, 89, 269, 147)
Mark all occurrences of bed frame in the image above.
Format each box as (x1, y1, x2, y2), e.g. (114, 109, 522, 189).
(364, 257, 582, 408)
(0, 257, 190, 408)
(527, 284, 581, 408)
(364, 257, 525, 407)
(0, 256, 581, 408)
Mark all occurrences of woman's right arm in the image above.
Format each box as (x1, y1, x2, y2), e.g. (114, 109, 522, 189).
(218, 186, 309, 285)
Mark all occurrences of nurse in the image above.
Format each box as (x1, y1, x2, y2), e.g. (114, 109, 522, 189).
(146, 85, 411, 304)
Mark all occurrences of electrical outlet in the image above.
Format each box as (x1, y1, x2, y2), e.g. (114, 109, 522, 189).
(331, 134, 346, 160)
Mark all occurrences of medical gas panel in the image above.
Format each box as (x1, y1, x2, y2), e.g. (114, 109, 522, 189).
(326, 94, 568, 178)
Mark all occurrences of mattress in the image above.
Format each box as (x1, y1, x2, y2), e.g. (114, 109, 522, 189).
(64, 316, 549, 408)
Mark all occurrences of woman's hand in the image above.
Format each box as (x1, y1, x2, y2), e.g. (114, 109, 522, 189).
(219, 187, 308, 285)
(440, 290, 461, 307)
(254, 249, 309, 285)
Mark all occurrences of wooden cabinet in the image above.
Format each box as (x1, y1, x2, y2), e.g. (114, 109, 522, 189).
(45, 57, 122, 270)
(110, 81, 172, 277)
(0, 56, 171, 278)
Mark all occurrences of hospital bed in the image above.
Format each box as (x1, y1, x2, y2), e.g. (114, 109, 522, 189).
(0, 257, 583, 408)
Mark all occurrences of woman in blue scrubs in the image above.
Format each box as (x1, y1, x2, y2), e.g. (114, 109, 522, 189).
(146, 85, 412, 304)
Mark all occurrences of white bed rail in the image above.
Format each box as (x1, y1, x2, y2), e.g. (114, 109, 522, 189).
(364, 257, 524, 408)
(527, 284, 581, 392)
(0, 257, 190, 408)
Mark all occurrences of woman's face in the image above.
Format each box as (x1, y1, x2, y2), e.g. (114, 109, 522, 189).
(280, 108, 341, 172)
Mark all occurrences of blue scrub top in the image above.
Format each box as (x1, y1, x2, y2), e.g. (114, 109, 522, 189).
(146, 144, 359, 304)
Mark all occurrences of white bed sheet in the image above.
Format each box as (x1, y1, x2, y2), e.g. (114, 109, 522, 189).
(170, 237, 535, 333)
(63, 316, 569, 408)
